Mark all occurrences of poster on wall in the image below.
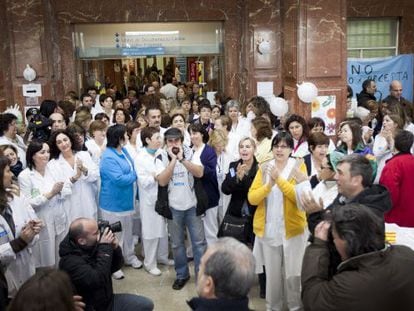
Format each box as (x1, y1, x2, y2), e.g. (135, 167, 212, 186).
(311, 96, 336, 136)
(347, 54, 414, 102)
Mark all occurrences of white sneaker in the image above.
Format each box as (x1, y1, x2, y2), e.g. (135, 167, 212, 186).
(145, 266, 162, 276)
(112, 270, 125, 280)
(158, 259, 175, 266)
(128, 257, 143, 269)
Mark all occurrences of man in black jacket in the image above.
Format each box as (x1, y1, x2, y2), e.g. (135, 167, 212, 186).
(187, 237, 254, 311)
(59, 218, 153, 311)
(356, 78, 377, 108)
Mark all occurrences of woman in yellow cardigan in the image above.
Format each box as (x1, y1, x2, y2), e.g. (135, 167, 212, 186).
(248, 131, 308, 311)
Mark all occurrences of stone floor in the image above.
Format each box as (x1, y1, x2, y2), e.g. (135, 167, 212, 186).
(113, 262, 266, 311)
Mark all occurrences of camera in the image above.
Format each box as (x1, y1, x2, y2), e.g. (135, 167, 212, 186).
(172, 147, 180, 155)
(97, 220, 122, 234)
(26, 108, 52, 142)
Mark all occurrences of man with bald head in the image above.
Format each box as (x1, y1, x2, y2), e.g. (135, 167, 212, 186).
(384, 80, 411, 106)
(187, 237, 255, 310)
(59, 218, 154, 311)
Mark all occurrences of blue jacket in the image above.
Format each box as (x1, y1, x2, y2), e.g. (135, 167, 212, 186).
(200, 144, 220, 209)
(99, 147, 137, 213)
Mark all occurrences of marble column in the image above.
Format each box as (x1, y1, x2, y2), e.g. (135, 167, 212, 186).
(281, 0, 347, 122)
(244, 0, 283, 104)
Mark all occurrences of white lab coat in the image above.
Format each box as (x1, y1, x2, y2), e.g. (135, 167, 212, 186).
(18, 167, 68, 267)
(1, 195, 38, 296)
(134, 149, 168, 239)
(48, 151, 99, 222)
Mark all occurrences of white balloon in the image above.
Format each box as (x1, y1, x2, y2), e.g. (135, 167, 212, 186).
(297, 82, 318, 103)
(23, 64, 36, 82)
(269, 96, 289, 117)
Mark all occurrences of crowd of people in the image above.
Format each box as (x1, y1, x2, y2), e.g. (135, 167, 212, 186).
(0, 72, 413, 311)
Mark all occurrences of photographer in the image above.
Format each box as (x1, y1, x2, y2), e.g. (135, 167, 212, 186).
(301, 204, 414, 311)
(59, 218, 153, 311)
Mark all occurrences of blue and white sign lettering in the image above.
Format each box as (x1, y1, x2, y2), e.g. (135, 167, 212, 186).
(347, 54, 413, 102)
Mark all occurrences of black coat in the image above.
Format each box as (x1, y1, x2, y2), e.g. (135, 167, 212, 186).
(187, 297, 250, 311)
(59, 234, 124, 311)
(356, 90, 376, 108)
(221, 158, 258, 218)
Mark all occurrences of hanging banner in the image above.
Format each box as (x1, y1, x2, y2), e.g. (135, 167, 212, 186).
(347, 54, 414, 102)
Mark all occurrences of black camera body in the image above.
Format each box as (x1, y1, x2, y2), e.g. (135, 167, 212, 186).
(26, 109, 52, 142)
(98, 220, 122, 234)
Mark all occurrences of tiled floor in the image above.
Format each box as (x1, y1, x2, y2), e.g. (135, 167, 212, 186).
(113, 262, 266, 311)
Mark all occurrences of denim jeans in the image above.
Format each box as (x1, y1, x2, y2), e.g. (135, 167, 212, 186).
(112, 293, 154, 311)
(168, 206, 207, 279)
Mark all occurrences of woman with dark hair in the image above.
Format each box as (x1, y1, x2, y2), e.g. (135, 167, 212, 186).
(0, 145, 23, 177)
(170, 113, 190, 146)
(85, 120, 107, 166)
(94, 112, 110, 126)
(179, 97, 192, 123)
(0, 156, 41, 298)
(251, 117, 273, 164)
(188, 123, 219, 246)
(124, 120, 142, 158)
(0, 113, 27, 167)
(337, 121, 372, 155)
(99, 95, 115, 124)
(48, 129, 98, 222)
(285, 114, 310, 157)
(248, 132, 308, 310)
(307, 117, 336, 152)
(113, 108, 131, 125)
(99, 124, 142, 279)
(39, 100, 58, 119)
(135, 127, 171, 276)
(18, 141, 66, 269)
(304, 132, 330, 188)
(66, 123, 87, 152)
(175, 85, 187, 106)
(8, 270, 78, 311)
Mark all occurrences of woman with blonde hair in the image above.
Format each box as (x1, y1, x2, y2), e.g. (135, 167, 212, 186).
(208, 129, 231, 222)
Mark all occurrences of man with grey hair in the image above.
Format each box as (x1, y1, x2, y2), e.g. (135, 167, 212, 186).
(187, 237, 255, 310)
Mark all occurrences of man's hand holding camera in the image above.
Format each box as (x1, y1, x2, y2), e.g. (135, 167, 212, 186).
(99, 227, 119, 250)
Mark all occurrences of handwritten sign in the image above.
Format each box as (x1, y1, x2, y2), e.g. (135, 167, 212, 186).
(347, 54, 413, 102)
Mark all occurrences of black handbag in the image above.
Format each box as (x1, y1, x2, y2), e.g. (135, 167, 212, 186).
(218, 213, 250, 243)
(155, 185, 172, 220)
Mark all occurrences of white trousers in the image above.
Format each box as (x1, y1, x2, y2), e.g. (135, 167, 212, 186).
(258, 241, 303, 311)
(202, 206, 219, 246)
(100, 210, 137, 264)
(142, 236, 169, 270)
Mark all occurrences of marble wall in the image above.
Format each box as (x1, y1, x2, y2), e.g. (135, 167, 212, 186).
(1, 0, 414, 120)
